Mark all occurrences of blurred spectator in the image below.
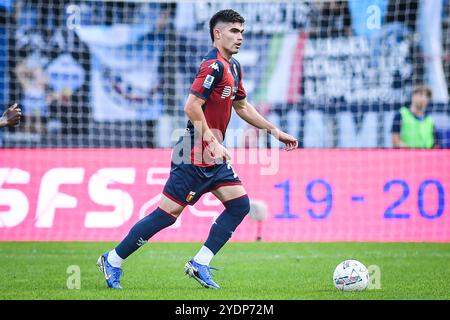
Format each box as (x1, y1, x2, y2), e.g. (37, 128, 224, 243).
(391, 85, 440, 148)
(47, 83, 89, 135)
(14, 52, 48, 134)
(10, 0, 91, 137)
(309, 0, 352, 38)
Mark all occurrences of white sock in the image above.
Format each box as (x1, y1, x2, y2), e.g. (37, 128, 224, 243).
(193, 246, 215, 266)
(107, 249, 124, 268)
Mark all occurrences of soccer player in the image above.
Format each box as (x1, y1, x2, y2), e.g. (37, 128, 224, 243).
(97, 9, 298, 289)
(0, 103, 21, 128)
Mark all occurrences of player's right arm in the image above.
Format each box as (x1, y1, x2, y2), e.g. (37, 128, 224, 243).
(184, 94, 231, 161)
(391, 112, 408, 148)
(184, 59, 230, 161)
(0, 103, 22, 128)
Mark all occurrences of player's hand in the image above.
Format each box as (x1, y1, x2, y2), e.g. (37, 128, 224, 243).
(3, 103, 22, 127)
(204, 139, 232, 164)
(273, 129, 298, 151)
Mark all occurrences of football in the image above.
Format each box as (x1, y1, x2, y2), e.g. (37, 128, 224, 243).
(248, 200, 268, 221)
(333, 260, 369, 291)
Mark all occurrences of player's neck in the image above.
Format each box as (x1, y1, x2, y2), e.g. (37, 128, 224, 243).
(410, 105, 424, 117)
(214, 45, 232, 62)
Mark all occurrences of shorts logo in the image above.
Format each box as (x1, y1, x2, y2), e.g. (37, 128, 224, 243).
(203, 75, 214, 89)
(186, 191, 196, 203)
(221, 86, 232, 99)
(209, 62, 219, 71)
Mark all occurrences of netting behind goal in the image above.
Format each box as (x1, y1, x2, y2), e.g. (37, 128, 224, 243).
(0, 1, 449, 242)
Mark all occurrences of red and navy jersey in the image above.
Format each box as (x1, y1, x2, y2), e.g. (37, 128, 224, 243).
(184, 47, 246, 166)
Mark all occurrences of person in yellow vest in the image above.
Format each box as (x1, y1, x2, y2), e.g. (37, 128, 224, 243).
(391, 85, 440, 148)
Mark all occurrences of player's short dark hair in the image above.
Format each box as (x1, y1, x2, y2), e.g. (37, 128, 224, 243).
(209, 9, 245, 43)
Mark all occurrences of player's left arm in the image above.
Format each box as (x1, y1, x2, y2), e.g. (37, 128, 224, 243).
(233, 98, 298, 151)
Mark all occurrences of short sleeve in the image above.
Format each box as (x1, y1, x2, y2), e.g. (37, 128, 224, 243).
(391, 112, 402, 134)
(234, 61, 246, 101)
(190, 59, 224, 100)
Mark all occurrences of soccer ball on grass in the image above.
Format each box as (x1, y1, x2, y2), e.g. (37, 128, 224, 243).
(333, 259, 369, 291)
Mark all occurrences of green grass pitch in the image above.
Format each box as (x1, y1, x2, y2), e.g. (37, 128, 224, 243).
(0, 242, 449, 300)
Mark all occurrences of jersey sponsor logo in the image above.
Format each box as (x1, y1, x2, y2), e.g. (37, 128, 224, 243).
(203, 75, 214, 89)
(221, 86, 232, 99)
(209, 62, 219, 71)
(186, 191, 196, 203)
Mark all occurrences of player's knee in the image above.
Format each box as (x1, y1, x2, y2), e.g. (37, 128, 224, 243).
(159, 206, 183, 218)
(159, 194, 185, 218)
(224, 194, 250, 218)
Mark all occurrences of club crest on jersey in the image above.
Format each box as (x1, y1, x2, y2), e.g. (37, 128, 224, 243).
(233, 63, 238, 76)
(209, 62, 219, 71)
(186, 191, 196, 203)
(203, 75, 214, 89)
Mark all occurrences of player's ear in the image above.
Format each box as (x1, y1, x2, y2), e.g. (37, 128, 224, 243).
(214, 24, 223, 40)
(214, 27, 221, 41)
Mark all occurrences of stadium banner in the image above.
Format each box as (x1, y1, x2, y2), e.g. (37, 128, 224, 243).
(179, 23, 413, 111)
(1, 149, 449, 242)
(302, 25, 413, 104)
(75, 25, 164, 121)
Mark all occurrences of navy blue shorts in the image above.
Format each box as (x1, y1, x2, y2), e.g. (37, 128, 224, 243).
(163, 161, 242, 206)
